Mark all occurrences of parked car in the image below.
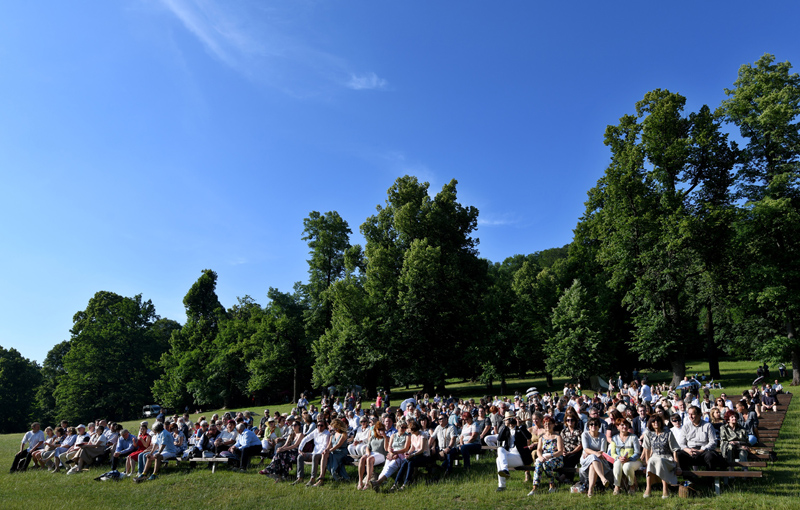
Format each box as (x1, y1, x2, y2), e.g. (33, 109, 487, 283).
(142, 404, 162, 418)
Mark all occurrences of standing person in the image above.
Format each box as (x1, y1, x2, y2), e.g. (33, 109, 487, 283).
(528, 416, 563, 496)
(10, 422, 45, 473)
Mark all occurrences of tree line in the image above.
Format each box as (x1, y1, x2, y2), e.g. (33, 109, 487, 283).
(1, 53, 798, 433)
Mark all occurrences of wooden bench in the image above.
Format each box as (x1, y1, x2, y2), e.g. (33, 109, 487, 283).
(189, 457, 230, 473)
(688, 470, 763, 495)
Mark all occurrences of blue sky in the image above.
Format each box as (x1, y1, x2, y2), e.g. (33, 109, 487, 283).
(2, 1, 798, 364)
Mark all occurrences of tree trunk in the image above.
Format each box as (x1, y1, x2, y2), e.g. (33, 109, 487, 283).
(292, 367, 297, 403)
(500, 375, 507, 395)
(705, 305, 721, 379)
(789, 316, 799, 386)
(670, 356, 686, 388)
(545, 371, 554, 387)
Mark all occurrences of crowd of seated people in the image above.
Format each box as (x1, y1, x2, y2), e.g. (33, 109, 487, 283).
(7, 375, 782, 495)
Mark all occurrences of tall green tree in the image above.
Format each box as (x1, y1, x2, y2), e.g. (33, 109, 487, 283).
(55, 292, 173, 423)
(547, 279, 607, 381)
(0, 346, 41, 433)
(580, 89, 735, 385)
(153, 269, 227, 408)
(33, 340, 70, 426)
(301, 211, 352, 345)
(718, 54, 800, 385)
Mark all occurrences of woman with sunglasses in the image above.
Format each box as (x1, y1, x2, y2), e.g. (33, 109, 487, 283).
(371, 420, 411, 491)
(641, 414, 681, 498)
(528, 416, 563, 496)
(580, 417, 611, 497)
(557, 410, 583, 483)
(260, 420, 304, 482)
(357, 422, 388, 490)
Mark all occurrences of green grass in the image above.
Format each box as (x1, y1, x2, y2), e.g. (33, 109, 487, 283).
(2, 360, 798, 509)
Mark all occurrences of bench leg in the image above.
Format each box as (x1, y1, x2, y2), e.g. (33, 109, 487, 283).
(714, 477, 721, 495)
(212, 462, 216, 474)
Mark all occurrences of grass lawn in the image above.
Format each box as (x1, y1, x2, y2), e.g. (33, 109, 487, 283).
(2, 359, 798, 509)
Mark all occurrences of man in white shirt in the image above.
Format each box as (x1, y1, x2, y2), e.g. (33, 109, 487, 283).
(295, 420, 330, 483)
(10, 422, 45, 472)
(676, 406, 727, 478)
(640, 382, 652, 404)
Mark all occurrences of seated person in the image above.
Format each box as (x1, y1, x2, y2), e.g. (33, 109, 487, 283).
(215, 421, 238, 455)
(720, 410, 750, 464)
(135, 422, 176, 482)
(231, 422, 262, 471)
(495, 417, 532, 491)
(429, 414, 457, 475)
(56, 424, 90, 473)
(676, 406, 727, 478)
(111, 429, 137, 472)
(69, 425, 109, 474)
(9, 422, 45, 473)
(761, 392, 778, 414)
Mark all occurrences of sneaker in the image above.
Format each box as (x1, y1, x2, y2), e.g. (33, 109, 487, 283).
(548, 487, 557, 494)
(133, 476, 146, 483)
(498, 469, 510, 478)
(495, 487, 506, 492)
(148, 475, 157, 481)
(527, 489, 537, 496)
(67, 466, 79, 475)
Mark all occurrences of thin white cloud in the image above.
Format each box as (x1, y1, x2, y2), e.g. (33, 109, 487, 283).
(153, 0, 388, 94)
(478, 216, 519, 227)
(346, 72, 388, 91)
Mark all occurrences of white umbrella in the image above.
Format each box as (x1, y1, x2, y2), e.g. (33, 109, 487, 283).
(526, 387, 537, 393)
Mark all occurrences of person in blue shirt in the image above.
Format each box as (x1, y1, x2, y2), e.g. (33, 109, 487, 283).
(231, 423, 262, 471)
(134, 422, 175, 482)
(112, 429, 138, 471)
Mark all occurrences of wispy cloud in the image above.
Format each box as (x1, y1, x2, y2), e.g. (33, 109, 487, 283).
(478, 215, 519, 227)
(346, 72, 388, 91)
(154, 0, 388, 94)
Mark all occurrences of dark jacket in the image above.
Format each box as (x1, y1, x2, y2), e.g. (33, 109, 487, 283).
(497, 425, 533, 465)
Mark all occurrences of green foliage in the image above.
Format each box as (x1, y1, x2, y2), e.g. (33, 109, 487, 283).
(153, 269, 227, 408)
(547, 280, 607, 380)
(54, 291, 172, 424)
(0, 346, 41, 434)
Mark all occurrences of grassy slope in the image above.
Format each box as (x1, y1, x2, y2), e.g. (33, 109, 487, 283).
(2, 360, 798, 510)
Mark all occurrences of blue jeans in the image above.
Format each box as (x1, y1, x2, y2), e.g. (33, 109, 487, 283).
(459, 443, 482, 468)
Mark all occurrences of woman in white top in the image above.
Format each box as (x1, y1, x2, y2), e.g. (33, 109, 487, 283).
(349, 417, 371, 457)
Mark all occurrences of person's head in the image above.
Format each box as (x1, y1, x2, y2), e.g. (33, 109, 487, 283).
(637, 404, 647, 418)
(609, 409, 624, 425)
(564, 414, 579, 430)
(462, 412, 472, 424)
(725, 410, 738, 426)
(687, 406, 702, 425)
(674, 399, 685, 411)
(292, 421, 303, 433)
(618, 420, 632, 436)
(736, 401, 747, 413)
(383, 416, 394, 430)
(316, 419, 328, 432)
(331, 418, 347, 434)
(77, 424, 87, 435)
(542, 415, 555, 431)
(31, 422, 41, 432)
(710, 408, 721, 422)
(408, 420, 420, 433)
(169, 423, 178, 433)
(373, 422, 386, 438)
(587, 418, 602, 434)
(236, 423, 247, 433)
(588, 407, 600, 419)
(647, 414, 665, 432)
(669, 412, 682, 427)
(120, 429, 130, 439)
(152, 422, 164, 433)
